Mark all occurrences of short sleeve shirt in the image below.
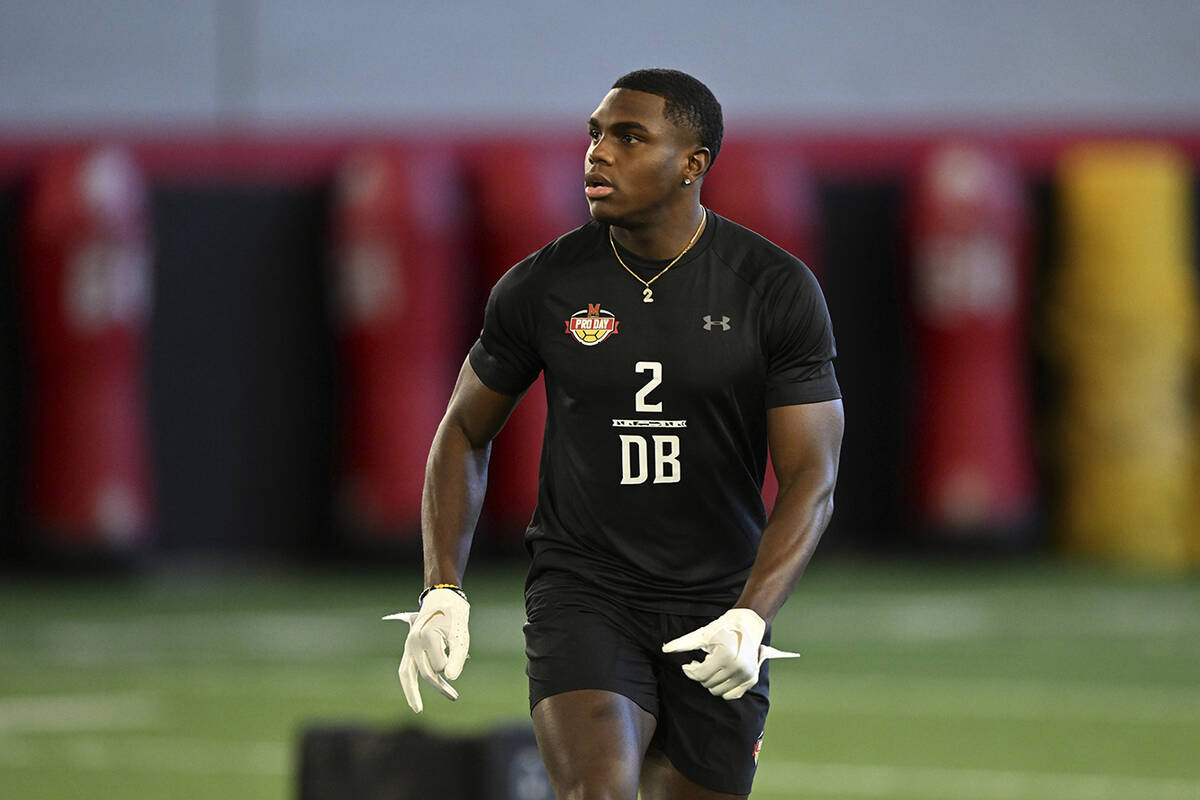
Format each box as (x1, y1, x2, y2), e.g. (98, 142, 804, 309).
(469, 211, 840, 613)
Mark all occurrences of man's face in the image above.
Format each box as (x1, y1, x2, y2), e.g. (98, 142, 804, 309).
(584, 89, 695, 227)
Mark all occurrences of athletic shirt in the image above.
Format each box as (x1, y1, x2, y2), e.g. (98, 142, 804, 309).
(469, 210, 841, 614)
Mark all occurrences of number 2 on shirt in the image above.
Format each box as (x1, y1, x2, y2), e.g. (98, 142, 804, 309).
(621, 361, 681, 485)
(634, 361, 663, 412)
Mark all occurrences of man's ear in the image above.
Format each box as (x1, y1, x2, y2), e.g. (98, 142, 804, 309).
(686, 147, 712, 183)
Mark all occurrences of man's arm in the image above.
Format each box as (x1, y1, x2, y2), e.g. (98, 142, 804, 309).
(734, 398, 844, 624)
(421, 357, 524, 587)
(386, 358, 524, 713)
(660, 398, 843, 699)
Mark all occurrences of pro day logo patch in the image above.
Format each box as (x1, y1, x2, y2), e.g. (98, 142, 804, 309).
(565, 303, 620, 346)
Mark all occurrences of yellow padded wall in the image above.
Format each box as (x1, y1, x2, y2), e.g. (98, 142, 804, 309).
(1051, 144, 1197, 569)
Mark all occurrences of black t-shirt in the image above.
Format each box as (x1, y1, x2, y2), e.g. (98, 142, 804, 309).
(469, 210, 840, 614)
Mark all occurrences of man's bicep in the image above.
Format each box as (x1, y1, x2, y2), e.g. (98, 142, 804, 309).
(442, 358, 526, 449)
(766, 399, 844, 489)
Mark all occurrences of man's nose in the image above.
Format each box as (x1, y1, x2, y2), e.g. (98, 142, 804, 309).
(587, 137, 612, 164)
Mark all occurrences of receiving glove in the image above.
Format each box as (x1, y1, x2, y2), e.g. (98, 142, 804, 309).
(382, 587, 470, 713)
(661, 608, 799, 700)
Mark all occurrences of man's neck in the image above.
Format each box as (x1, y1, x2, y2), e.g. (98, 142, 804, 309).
(610, 203, 707, 261)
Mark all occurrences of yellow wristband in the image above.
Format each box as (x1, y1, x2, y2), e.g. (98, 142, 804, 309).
(419, 584, 466, 605)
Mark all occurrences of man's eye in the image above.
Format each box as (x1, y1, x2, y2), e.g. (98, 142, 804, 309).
(621, 135, 637, 144)
(589, 130, 600, 142)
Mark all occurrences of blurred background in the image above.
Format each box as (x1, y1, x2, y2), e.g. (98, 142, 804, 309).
(1, 2, 1199, 799)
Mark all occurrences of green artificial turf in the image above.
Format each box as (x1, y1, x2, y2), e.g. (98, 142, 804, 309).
(1, 558, 1197, 799)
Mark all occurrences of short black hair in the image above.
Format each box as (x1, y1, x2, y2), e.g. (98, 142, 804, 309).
(612, 68, 723, 169)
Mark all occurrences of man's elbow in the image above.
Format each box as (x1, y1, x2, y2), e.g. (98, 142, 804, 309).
(436, 412, 492, 454)
(820, 490, 835, 521)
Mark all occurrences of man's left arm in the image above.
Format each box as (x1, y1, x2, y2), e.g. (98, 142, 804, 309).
(662, 399, 843, 699)
(735, 398, 844, 624)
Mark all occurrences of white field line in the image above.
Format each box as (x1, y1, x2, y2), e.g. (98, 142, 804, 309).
(789, 596, 1200, 642)
(23, 661, 1191, 729)
(0, 692, 161, 733)
(0, 605, 527, 666)
(4, 593, 1197, 671)
(4, 666, 1191, 731)
(0, 735, 287, 776)
(757, 760, 1200, 800)
(781, 672, 1200, 725)
(2, 589, 1199, 673)
(3, 736, 1198, 799)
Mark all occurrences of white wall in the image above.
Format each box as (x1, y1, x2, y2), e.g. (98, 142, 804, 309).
(2, 0, 1199, 129)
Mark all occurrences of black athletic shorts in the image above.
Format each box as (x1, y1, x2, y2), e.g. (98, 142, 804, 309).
(524, 580, 770, 796)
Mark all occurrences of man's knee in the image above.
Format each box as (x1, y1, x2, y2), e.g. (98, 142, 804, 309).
(540, 745, 641, 800)
(553, 770, 638, 800)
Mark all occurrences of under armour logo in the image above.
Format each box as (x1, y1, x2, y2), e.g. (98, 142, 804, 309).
(702, 315, 731, 331)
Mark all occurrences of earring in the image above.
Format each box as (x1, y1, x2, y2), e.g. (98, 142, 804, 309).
(683, 178, 692, 186)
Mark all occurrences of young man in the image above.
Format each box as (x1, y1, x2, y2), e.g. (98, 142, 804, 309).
(389, 68, 843, 799)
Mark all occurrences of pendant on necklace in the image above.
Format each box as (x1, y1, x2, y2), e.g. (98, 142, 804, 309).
(642, 287, 654, 303)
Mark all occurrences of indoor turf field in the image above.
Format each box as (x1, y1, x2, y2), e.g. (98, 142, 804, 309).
(2, 558, 1198, 800)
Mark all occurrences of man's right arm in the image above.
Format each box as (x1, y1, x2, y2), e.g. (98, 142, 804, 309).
(388, 356, 526, 713)
(421, 357, 525, 587)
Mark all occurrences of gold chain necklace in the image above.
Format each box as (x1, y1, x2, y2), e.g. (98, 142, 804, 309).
(609, 210, 707, 303)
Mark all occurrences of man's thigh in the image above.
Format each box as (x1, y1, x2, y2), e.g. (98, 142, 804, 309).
(524, 587, 662, 798)
(532, 689, 655, 800)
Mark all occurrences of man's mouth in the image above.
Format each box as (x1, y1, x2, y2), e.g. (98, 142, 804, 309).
(585, 174, 614, 199)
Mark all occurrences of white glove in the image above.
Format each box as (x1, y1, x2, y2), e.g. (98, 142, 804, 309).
(661, 608, 799, 700)
(382, 588, 470, 713)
